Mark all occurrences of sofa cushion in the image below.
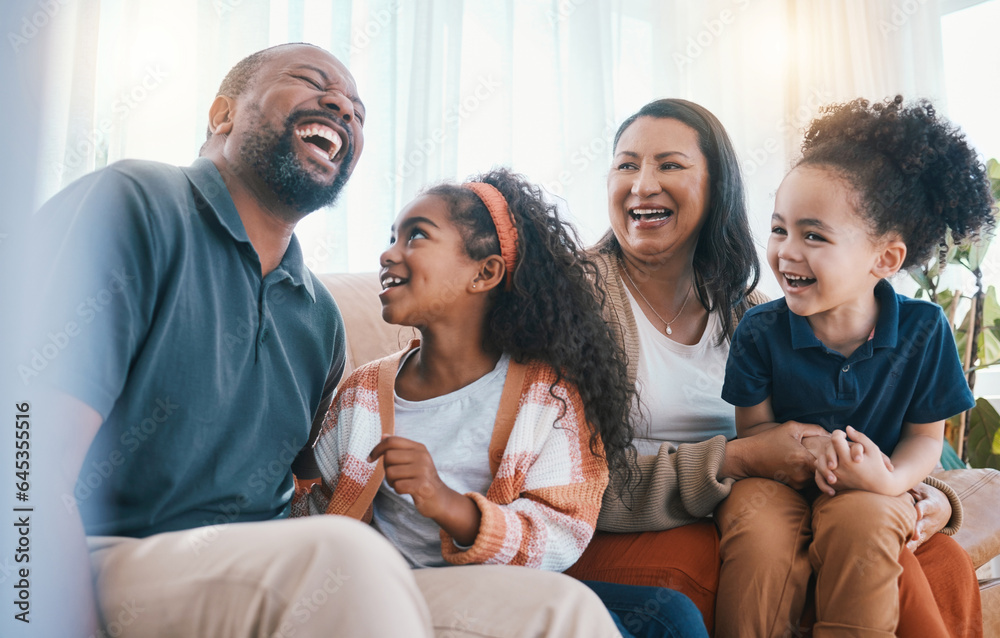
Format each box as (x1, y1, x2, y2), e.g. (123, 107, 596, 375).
(938, 468, 1000, 569)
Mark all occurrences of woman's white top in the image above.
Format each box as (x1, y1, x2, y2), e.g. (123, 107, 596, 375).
(623, 284, 737, 455)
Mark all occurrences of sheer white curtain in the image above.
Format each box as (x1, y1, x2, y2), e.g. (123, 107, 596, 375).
(36, 0, 948, 281)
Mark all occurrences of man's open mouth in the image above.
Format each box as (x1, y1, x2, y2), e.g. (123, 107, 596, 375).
(629, 208, 674, 221)
(294, 123, 344, 162)
(783, 273, 816, 288)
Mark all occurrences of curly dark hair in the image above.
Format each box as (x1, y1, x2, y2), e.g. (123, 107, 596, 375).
(426, 168, 637, 490)
(597, 98, 760, 343)
(798, 95, 996, 268)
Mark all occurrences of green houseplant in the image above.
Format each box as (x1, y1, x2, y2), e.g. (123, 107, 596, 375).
(910, 158, 1000, 469)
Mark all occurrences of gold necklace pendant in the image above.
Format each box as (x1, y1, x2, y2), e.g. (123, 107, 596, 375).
(620, 258, 692, 337)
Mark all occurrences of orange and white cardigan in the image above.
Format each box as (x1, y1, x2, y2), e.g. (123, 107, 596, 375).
(291, 341, 608, 571)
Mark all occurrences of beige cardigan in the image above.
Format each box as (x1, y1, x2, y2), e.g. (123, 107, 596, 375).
(591, 250, 962, 535)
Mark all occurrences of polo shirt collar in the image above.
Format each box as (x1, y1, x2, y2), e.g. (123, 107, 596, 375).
(182, 157, 317, 302)
(871, 279, 899, 348)
(278, 235, 317, 301)
(183, 157, 250, 244)
(788, 306, 821, 350)
(787, 278, 899, 350)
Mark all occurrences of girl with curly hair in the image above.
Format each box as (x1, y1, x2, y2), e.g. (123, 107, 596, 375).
(718, 96, 996, 636)
(295, 167, 708, 637)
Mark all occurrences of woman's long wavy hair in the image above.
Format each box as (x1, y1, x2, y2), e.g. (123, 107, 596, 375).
(426, 168, 637, 491)
(597, 98, 760, 342)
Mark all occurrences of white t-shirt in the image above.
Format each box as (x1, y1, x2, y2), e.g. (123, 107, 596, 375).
(624, 285, 736, 456)
(370, 349, 510, 568)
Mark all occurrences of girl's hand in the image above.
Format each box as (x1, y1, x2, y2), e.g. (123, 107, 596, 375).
(906, 482, 952, 552)
(368, 435, 454, 519)
(815, 426, 896, 496)
(368, 435, 483, 545)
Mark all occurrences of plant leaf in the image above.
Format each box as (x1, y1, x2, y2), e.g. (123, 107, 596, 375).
(984, 286, 1000, 328)
(910, 268, 932, 292)
(979, 328, 1000, 369)
(937, 289, 957, 326)
(967, 235, 991, 270)
(967, 397, 1000, 470)
(987, 158, 1000, 202)
(939, 438, 967, 470)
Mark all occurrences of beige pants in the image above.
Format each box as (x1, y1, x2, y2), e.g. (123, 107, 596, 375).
(715, 478, 916, 638)
(89, 516, 619, 638)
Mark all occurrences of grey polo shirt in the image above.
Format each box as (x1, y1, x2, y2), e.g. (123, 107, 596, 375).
(26, 158, 345, 538)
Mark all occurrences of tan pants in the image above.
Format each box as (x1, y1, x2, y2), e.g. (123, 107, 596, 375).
(89, 516, 620, 638)
(715, 479, 916, 638)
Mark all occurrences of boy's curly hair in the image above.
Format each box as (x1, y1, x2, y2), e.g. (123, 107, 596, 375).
(798, 95, 995, 268)
(426, 168, 637, 491)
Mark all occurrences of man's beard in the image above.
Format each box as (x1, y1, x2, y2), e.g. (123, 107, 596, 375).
(239, 108, 355, 216)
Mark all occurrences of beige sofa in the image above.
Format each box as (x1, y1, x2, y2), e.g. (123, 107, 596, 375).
(320, 271, 1000, 635)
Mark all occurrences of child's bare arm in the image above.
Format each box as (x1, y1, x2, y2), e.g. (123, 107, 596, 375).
(735, 397, 780, 437)
(885, 421, 944, 493)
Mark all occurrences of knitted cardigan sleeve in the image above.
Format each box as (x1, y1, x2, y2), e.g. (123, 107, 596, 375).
(290, 361, 383, 518)
(589, 249, 735, 531)
(441, 361, 609, 572)
(598, 436, 734, 532)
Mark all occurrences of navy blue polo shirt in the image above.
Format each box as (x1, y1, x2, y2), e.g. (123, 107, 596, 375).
(25, 158, 345, 537)
(722, 280, 973, 453)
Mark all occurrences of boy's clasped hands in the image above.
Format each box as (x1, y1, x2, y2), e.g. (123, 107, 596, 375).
(801, 426, 897, 496)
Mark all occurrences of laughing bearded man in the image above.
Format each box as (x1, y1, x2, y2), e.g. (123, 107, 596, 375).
(24, 42, 433, 638)
(23, 43, 620, 638)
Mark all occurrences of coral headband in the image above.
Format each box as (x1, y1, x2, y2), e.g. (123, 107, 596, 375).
(463, 182, 518, 290)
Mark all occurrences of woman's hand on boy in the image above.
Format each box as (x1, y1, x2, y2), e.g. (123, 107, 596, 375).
(369, 435, 482, 544)
(726, 420, 829, 488)
(906, 482, 952, 551)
